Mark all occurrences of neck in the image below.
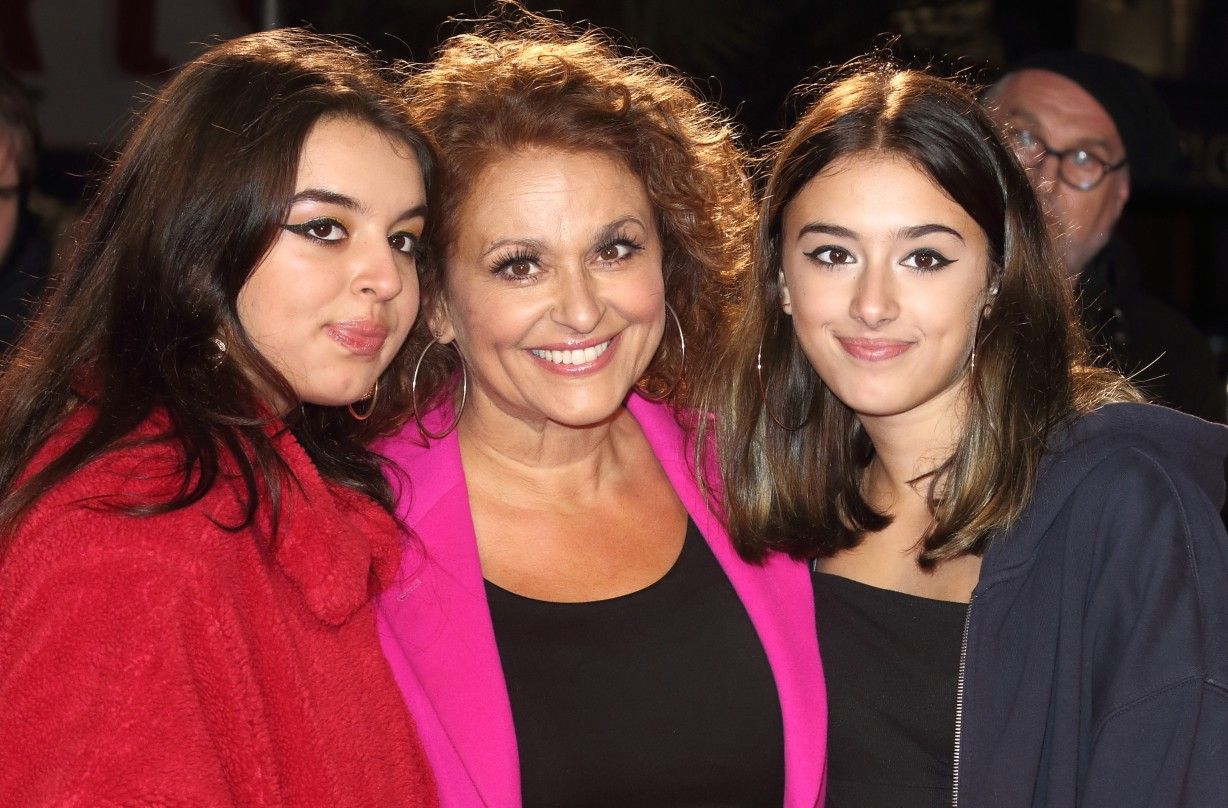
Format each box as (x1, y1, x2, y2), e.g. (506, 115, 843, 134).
(858, 385, 967, 512)
(456, 391, 638, 505)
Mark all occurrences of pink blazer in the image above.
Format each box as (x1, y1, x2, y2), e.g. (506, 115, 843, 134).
(377, 394, 827, 807)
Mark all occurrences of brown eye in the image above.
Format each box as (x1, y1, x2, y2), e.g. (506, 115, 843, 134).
(388, 233, 419, 256)
(283, 218, 346, 242)
(509, 259, 534, 277)
(804, 246, 856, 265)
(901, 249, 954, 271)
(595, 241, 636, 263)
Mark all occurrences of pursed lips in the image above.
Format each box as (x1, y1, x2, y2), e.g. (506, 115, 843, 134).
(325, 320, 390, 357)
(837, 336, 913, 362)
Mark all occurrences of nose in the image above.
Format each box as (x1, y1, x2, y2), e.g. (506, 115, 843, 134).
(849, 263, 898, 329)
(351, 234, 404, 301)
(551, 265, 602, 333)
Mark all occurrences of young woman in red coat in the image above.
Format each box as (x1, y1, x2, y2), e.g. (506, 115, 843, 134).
(0, 30, 438, 806)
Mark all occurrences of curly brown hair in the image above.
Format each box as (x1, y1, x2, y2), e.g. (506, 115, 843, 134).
(403, 5, 753, 418)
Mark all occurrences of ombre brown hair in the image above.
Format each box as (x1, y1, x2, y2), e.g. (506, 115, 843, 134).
(709, 64, 1138, 564)
(0, 29, 434, 543)
(404, 5, 752, 414)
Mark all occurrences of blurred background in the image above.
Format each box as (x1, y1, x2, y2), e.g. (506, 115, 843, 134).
(3, 0, 1227, 375)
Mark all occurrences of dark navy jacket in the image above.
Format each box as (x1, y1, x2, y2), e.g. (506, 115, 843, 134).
(959, 403, 1228, 806)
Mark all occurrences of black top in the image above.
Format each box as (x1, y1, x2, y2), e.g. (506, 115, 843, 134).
(812, 572, 966, 808)
(486, 518, 784, 808)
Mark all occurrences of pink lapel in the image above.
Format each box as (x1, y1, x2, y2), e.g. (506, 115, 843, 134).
(378, 397, 826, 808)
(377, 410, 520, 808)
(627, 394, 827, 808)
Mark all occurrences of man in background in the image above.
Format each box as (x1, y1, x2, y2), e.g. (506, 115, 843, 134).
(988, 51, 1225, 423)
(0, 65, 50, 351)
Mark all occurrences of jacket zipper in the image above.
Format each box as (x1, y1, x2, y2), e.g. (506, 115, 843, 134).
(952, 597, 973, 808)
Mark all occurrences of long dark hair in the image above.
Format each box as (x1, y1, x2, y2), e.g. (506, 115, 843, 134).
(0, 29, 434, 547)
(709, 64, 1137, 564)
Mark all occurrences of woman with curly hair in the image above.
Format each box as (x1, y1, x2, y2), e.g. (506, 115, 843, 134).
(0, 30, 437, 805)
(710, 64, 1228, 807)
(376, 10, 825, 807)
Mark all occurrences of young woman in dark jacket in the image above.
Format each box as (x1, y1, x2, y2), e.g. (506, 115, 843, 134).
(707, 64, 1228, 807)
(0, 30, 439, 805)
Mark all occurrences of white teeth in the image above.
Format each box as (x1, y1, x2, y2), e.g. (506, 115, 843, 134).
(531, 340, 611, 366)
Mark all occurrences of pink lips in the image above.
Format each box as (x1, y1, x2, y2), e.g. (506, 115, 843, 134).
(326, 321, 389, 357)
(838, 337, 912, 362)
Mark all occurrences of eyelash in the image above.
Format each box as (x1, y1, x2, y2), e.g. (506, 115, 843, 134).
(803, 246, 855, 265)
(488, 233, 646, 282)
(283, 217, 345, 243)
(802, 245, 955, 272)
(489, 248, 540, 281)
(901, 249, 955, 271)
(284, 217, 421, 260)
(595, 233, 645, 263)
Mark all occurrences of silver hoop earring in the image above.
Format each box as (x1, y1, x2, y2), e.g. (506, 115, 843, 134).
(411, 337, 469, 440)
(347, 379, 379, 421)
(756, 336, 810, 431)
(635, 302, 687, 401)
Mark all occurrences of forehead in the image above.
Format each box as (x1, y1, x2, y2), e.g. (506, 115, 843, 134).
(457, 148, 652, 237)
(785, 152, 980, 236)
(295, 116, 416, 180)
(994, 69, 1122, 149)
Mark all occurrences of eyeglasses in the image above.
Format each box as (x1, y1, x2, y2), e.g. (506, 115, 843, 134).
(1009, 129, 1127, 191)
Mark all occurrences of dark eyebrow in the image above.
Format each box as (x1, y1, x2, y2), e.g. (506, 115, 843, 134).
(797, 222, 857, 240)
(1004, 108, 1040, 127)
(396, 203, 428, 224)
(593, 215, 648, 244)
(292, 190, 427, 225)
(897, 224, 965, 242)
(290, 188, 362, 212)
(481, 215, 648, 258)
(482, 236, 547, 258)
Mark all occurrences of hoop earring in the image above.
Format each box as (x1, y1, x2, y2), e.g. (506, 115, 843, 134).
(756, 336, 810, 431)
(635, 302, 687, 401)
(347, 379, 379, 421)
(411, 337, 469, 440)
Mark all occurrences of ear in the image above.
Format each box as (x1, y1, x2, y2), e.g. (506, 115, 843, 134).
(428, 301, 457, 344)
(778, 271, 793, 315)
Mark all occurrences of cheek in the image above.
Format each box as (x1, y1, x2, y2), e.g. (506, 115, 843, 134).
(393, 272, 421, 335)
(784, 270, 843, 330)
(448, 287, 536, 358)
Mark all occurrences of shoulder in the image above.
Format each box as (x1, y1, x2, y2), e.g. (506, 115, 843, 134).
(1030, 403, 1227, 549)
(986, 404, 1227, 574)
(1051, 403, 1226, 487)
(375, 413, 466, 525)
(8, 418, 258, 601)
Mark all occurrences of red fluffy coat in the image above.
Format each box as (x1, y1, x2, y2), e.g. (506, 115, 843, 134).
(0, 409, 437, 806)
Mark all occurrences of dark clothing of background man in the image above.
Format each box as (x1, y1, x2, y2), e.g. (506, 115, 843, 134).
(1081, 239, 1225, 423)
(0, 209, 50, 348)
